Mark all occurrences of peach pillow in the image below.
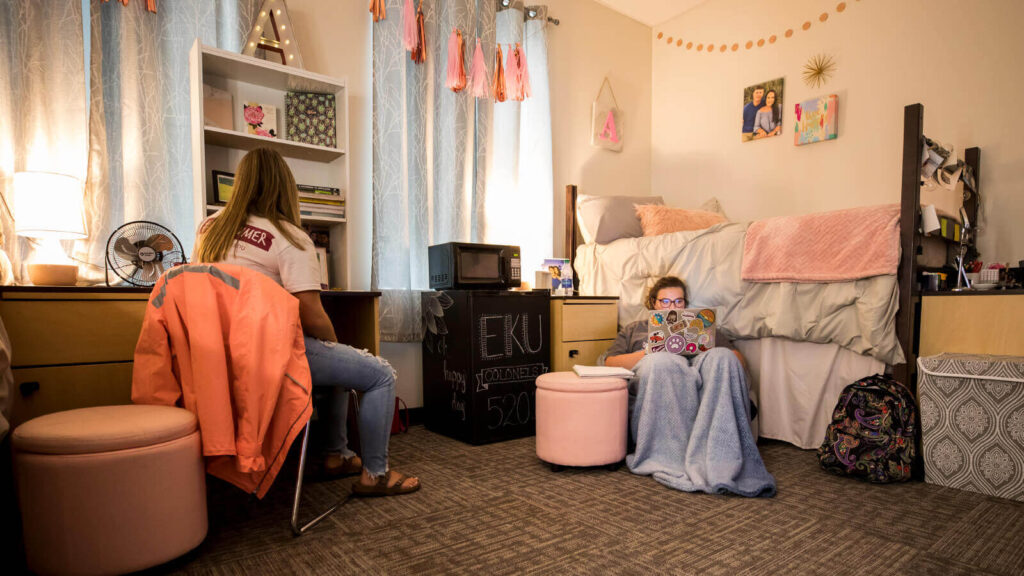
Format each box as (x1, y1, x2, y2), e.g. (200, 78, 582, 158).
(635, 205, 727, 236)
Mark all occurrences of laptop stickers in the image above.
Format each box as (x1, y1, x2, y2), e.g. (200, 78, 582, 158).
(646, 308, 717, 356)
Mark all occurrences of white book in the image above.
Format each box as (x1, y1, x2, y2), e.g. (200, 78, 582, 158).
(573, 365, 634, 379)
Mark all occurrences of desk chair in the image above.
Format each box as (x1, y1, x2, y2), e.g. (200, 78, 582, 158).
(290, 389, 359, 535)
(132, 264, 355, 537)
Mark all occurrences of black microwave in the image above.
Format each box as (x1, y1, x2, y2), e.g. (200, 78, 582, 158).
(428, 242, 521, 290)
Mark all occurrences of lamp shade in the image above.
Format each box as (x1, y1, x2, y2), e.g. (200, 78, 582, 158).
(13, 171, 87, 239)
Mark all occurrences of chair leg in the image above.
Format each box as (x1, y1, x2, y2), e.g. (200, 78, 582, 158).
(290, 420, 350, 536)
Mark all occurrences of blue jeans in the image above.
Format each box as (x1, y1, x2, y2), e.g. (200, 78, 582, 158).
(304, 337, 396, 477)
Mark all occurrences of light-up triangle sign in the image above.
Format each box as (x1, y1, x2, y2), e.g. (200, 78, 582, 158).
(242, 0, 304, 68)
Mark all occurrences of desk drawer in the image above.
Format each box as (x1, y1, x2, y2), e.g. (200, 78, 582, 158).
(559, 301, 618, 342)
(551, 339, 615, 373)
(11, 362, 135, 429)
(1, 300, 148, 366)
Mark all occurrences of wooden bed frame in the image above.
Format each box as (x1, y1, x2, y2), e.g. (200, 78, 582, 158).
(564, 103, 980, 390)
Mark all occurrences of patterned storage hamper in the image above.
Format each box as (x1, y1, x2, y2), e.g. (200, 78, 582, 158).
(918, 354, 1024, 501)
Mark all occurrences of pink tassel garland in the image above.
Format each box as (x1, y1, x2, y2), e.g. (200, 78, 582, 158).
(402, 0, 418, 51)
(491, 44, 506, 102)
(411, 0, 425, 63)
(468, 39, 489, 98)
(517, 43, 532, 99)
(446, 29, 467, 92)
(369, 0, 386, 23)
(505, 44, 522, 101)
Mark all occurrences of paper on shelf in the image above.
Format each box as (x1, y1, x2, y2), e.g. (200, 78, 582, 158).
(573, 365, 634, 379)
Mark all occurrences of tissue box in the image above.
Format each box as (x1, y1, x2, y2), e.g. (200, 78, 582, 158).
(919, 353, 1024, 501)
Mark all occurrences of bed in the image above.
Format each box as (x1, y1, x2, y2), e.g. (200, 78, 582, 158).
(565, 103, 981, 449)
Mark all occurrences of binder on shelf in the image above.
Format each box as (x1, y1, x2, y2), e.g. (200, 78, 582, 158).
(315, 247, 330, 289)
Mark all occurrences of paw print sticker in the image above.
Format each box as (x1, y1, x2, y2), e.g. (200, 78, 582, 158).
(665, 334, 686, 354)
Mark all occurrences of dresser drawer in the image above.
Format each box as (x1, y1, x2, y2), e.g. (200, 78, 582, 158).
(1, 299, 148, 366)
(557, 300, 618, 342)
(10, 362, 135, 429)
(551, 339, 615, 373)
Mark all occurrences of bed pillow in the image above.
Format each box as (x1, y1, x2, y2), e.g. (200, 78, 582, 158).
(576, 194, 664, 244)
(699, 197, 729, 220)
(635, 205, 728, 237)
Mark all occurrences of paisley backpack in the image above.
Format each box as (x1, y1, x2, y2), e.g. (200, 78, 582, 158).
(817, 374, 917, 483)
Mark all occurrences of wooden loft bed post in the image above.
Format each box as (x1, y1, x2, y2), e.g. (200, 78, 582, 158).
(565, 184, 579, 287)
(565, 184, 578, 261)
(895, 103, 923, 389)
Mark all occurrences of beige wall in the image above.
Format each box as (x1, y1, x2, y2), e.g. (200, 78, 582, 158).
(651, 0, 1024, 264)
(545, 0, 653, 257)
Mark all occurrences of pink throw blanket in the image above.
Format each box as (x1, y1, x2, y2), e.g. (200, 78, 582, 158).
(741, 204, 900, 282)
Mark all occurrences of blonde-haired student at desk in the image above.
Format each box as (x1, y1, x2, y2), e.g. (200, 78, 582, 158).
(195, 147, 419, 496)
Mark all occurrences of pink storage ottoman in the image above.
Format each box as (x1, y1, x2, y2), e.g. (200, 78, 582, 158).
(13, 405, 208, 576)
(535, 372, 628, 469)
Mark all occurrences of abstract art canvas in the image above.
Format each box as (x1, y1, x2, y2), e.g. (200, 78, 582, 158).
(794, 95, 838, 146)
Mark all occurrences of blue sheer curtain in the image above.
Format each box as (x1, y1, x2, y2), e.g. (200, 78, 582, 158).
(0, 0, 261, 283)
(79, 0, 261, 277)
(372, 0, 496, 342)
(0, 0, 90, 283)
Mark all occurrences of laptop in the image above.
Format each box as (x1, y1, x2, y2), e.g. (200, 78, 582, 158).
(646, 308, 717, 356)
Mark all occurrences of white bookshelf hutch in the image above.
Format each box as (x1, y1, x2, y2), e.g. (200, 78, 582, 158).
(188, 40, 351, 288)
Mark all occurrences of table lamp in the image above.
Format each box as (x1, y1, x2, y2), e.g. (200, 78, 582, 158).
(13, 171, 87, 286)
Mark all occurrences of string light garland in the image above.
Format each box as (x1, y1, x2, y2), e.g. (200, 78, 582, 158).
(657, 0, 858, 55)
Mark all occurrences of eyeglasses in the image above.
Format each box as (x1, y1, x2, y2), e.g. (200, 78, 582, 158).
(656, 298, 686, 307)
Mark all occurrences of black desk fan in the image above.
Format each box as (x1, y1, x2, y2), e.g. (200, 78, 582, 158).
(105, 221, 187, 287)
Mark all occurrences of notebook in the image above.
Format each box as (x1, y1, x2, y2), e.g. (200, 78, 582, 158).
(573, 365, 635, 379)
(646, 308, 717, 356)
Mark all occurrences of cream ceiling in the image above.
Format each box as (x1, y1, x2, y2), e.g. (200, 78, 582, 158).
(591, 0, 708, 27)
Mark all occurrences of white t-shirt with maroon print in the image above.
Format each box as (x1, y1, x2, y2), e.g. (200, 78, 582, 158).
(196, 211, 321, 294)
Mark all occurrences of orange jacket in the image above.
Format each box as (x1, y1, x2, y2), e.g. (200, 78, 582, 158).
(132, 264, 312, 498)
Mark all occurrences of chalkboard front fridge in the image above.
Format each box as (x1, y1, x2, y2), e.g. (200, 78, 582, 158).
(421, 290, 550, 444)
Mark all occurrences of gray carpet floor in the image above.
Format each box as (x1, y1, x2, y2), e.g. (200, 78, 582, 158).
(152, 426, 1024, 575)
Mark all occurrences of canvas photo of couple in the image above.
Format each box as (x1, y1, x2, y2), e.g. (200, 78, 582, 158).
(742, 77, 784, 142)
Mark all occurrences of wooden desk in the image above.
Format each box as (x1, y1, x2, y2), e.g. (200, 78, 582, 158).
(0, 286, 380, 429)
(919, 291, 1024, 357)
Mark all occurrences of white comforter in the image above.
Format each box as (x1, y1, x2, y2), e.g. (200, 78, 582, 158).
(574, 222, 905, 365)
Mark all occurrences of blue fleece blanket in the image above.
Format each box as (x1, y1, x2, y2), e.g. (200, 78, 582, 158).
(626, 350, 776, 497)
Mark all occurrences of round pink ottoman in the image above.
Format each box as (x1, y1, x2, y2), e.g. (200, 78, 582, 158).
(13, 405, 208, 576)
(535, 372, 628, 469)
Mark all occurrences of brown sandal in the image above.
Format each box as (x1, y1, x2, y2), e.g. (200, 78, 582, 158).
(351, 470, 420, 497)
(321, 455, 362, 479)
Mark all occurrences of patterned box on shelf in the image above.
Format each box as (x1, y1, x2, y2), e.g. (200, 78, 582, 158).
(918, 353, 1024, 501)
(285, 92, 336, 148)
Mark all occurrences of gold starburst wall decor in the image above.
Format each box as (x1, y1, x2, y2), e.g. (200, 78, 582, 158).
(803, 53, 836, 88)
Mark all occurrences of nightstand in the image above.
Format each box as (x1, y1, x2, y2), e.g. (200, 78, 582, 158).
(550, 296, 619, 372)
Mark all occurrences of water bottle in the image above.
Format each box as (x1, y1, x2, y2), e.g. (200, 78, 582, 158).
(560, 259, 574, 296)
